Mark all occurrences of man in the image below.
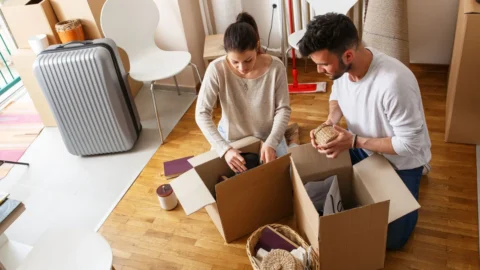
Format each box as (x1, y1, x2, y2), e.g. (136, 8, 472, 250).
(298, 13, 431, 249)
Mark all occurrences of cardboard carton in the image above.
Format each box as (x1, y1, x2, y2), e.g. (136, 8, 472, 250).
(445, 0, 480, 144)
(12, 49, 57, 126)
(49, 0, 106, 40)
(289, 144, 420, 270)
(171, 137, 294, 243)
(1, 0, 59, 49)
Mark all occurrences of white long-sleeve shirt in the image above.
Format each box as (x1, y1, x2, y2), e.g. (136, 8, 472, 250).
(195, 56, 291, 157)
(330, 48, 431, 170)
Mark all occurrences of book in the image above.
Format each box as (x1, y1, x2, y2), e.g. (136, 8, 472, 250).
(163, 156, 194, 179)
(0, 192, 8, 205)
(0, 198, 22, 224)
(254, 225, 299, 253)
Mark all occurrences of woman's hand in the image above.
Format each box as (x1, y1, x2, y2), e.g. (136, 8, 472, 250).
(225, 148, 247, 173)
(261, 144, 277, 164)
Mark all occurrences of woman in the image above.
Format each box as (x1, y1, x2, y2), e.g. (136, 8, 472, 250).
(195, 12, 291, 173)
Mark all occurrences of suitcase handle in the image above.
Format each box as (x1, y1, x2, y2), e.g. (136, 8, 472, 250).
(57, 41, 93, 48)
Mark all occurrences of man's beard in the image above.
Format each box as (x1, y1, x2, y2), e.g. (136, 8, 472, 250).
(328, 59, 352, 80)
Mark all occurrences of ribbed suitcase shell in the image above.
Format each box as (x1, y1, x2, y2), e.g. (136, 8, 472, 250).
(33, 38, 142, 156)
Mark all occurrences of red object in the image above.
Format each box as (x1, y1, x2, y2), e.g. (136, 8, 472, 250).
(287, 0, 317, 93)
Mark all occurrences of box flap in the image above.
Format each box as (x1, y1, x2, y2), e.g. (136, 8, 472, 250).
(464, 0, 480, 14)
(2, 0, 31, 7)
(289, 144, 354, 207)
(215, 154, 293, 242)
(170, 169, 215, 215)
(318, 201, 389, 270)
(188, 136, 260, 166)
(353, 154, 420, 223)
(291, 159, 320, 252)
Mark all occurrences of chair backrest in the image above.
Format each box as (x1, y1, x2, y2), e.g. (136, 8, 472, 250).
(307, 0, 358, 16)
(100, 0, 159, 59)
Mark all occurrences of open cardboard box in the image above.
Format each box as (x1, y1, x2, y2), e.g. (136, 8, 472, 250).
(171, 137, 293, 242)
(289, 144, 420, 270)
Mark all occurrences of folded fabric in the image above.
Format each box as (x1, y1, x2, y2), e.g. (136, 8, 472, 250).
(304, 175, 343, 216)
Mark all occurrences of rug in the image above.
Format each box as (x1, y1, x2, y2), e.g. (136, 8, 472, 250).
(0, 86, 196, 247)
(0, 94, 43, 179)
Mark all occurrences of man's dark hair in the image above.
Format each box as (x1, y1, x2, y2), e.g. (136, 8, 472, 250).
(298, 13, 359, 57)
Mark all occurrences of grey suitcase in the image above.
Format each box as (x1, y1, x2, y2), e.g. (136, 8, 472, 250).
(33, 38, 142, 156)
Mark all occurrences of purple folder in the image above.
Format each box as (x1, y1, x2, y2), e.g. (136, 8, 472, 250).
(164, 156, 194, 179)
(254, 226, 298, 253)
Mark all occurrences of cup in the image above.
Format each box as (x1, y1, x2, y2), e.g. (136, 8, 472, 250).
(156, 184, 178, 211)
(28, 34, 49, 55)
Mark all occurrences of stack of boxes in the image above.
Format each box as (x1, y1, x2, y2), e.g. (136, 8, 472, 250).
(1, 0, 143, 127)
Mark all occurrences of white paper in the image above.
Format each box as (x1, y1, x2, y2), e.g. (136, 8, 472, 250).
(323, 175, 343, 216)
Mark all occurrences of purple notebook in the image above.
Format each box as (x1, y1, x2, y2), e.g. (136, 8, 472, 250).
(254, 226, 298, 253)
(164, 156, 194, 179)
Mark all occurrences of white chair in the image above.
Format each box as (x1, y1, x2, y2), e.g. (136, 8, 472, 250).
(100, 0, 202, 144)
(285, 0, 359, 66)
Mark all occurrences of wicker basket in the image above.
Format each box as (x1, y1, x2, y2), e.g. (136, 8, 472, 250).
(313, 123, 339, 146)
(246, 224, 319, 270)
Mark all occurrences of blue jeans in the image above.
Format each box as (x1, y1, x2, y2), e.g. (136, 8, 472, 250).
(217, 124, 289, 157)
(350, 148, 423, 250)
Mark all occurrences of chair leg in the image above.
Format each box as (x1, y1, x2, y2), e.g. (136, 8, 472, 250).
(150, 81, 164, 144)
(173, 76, 181, 96)
(189, 62, 202, 84)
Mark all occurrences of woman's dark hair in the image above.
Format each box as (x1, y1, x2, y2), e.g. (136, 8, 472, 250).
(298, 13, 359, 57)
(224, 12, 260, 52)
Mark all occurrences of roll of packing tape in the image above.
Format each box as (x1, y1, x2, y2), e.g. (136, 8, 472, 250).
(157, 184, 178, 211)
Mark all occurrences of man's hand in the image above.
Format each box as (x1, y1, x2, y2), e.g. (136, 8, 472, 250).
(225, 148, 247, 173)
(317, 125, 353, 159)
(310, 119, 334, 148)
(260, 144, 277, 164)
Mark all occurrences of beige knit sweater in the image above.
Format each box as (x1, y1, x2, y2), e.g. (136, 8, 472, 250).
(195, 56, 291, 157)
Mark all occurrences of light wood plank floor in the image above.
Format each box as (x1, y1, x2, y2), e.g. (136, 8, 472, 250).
(99, 64, 479, 270)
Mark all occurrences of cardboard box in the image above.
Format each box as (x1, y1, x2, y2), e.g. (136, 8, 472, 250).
(1, 0, 59, 49)
(289, 144, 420, 270)
(171, 137, 294, 243)
(12, 49, 57, 126)
(49, 0, 106, 40)
(445, 0, 480, 144)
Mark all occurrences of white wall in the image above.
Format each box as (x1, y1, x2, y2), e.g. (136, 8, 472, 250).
(407, 0, 459, 65)
(242, 0, 283, 50)
(210, 0, 460, 65)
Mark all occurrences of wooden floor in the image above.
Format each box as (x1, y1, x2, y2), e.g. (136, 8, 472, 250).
(99, 63, 479, 270)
